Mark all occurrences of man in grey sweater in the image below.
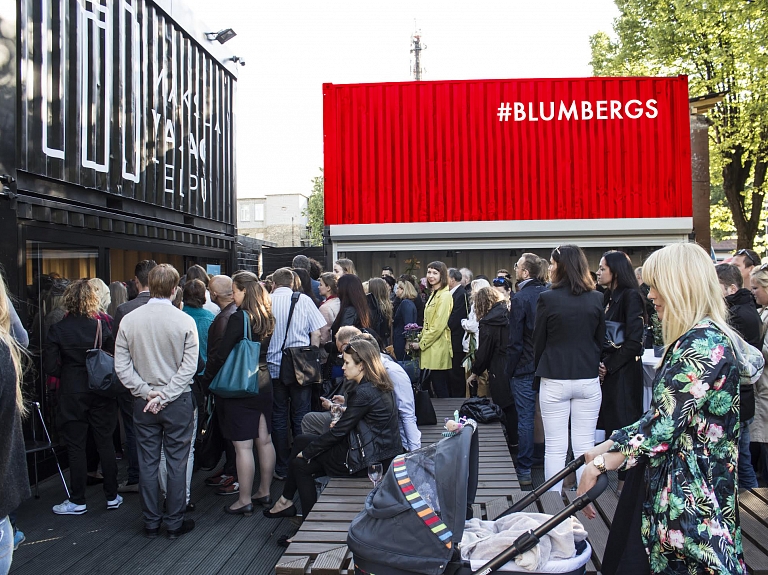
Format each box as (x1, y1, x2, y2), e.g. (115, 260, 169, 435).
(114, 264, 199, 540)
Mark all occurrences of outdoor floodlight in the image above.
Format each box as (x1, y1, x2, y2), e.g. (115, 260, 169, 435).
(206, 28, 237, 44)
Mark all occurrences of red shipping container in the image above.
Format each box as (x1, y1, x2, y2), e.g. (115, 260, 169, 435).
(323, 76, 692, 227)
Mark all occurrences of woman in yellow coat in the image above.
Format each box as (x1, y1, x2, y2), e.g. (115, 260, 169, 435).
(414, 261, 453, 397)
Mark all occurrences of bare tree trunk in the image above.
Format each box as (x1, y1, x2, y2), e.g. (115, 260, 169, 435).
(722, 145, 756, 249)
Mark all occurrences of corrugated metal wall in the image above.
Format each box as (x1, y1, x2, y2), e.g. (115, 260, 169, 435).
(323, 77, 692, 226)
(18, 0, 235, 224)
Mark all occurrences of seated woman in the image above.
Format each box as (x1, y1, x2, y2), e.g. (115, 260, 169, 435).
(264, 339, 402, 521)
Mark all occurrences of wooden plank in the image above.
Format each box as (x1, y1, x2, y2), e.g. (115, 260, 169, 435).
(292, 530, 349, 544)
(511, 491, 538, 513)
(311, 546, 350, 575)
(275, 555, 311, 575)
(484, 497, 512, 520)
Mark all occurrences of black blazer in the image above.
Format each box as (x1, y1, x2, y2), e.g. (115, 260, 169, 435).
(533, 288, 605, 381)
(447, 287, 468, 349)
(113, 291, 151, 335)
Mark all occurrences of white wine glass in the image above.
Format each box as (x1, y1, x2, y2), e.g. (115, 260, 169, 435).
(368, 462, 383, 489)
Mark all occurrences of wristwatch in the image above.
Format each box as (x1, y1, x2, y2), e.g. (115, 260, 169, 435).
(593, 455, 608, 474)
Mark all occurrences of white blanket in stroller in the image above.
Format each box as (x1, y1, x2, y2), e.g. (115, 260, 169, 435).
(460, 512, 588, 572)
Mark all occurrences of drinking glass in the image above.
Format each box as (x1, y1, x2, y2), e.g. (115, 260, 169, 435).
(368, 462, 383, 489)
(330, 403, 343, 424)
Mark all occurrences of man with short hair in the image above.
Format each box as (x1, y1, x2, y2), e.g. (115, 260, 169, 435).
(293, 255, 321, 301)
(460, 267, 474, 293)
(381, 266, 394, 278)
(447, 268, 469, 397)
(114, 259, 157, 494)
(506, 253, 547, 487)
(114, 264, 199, 539)
(732, 248, 761, 288)
(634, 266, 643, 287)
(198, 276, 240, 492)
(715, 263, 760, 490)
(268, 267, 327, 478)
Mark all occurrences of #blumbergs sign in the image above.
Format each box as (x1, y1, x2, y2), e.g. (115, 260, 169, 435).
(497, 99, 659, 122)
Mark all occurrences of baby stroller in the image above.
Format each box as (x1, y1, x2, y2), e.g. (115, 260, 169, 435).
(347, 420, 608, 575)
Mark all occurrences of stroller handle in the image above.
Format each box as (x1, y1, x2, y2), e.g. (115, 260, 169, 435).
(472, 473, 609, 575)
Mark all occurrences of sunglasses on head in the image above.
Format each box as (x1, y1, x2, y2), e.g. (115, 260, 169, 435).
(757, 262, 768, 273)
(737, 249, 758, 267)
(342, 343, 357, 354)
(492, 277, 508, 287)
(554, 246, 561, 255)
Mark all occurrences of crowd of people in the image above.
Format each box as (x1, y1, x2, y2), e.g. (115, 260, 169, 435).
(1, 243, 767, 574)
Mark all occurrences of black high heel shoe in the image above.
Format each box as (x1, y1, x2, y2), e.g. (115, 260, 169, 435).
(251, 495, 272, 506)
(224, 503, 253, 517)
(263, 504, 297, 519)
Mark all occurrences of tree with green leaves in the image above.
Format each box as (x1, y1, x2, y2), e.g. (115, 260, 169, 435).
(590, 1, 768, 249)
(303, 169, 324, 246)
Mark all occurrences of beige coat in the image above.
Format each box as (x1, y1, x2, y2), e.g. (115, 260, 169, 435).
(752, 308, 768, 442)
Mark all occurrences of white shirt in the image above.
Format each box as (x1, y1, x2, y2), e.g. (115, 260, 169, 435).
(381, 354, 421, 451)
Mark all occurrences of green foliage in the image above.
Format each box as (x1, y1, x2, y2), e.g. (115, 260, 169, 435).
(591, 1, 768, 249)
(303, 169, 324, 246)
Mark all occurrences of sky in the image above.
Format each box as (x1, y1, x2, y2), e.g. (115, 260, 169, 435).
(184, 1, 620, 198)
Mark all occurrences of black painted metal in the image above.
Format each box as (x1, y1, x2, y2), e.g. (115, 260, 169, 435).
(18, 0, 235, 225)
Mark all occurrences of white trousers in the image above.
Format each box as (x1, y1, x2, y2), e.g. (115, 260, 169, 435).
(159, 407, 197, 504)
(539, 377, 602, 493)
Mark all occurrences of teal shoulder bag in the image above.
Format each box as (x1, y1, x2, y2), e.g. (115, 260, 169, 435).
(209, 311, 261, 398)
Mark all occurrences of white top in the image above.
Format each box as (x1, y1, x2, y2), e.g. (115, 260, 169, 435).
(381, 354, 421, 451)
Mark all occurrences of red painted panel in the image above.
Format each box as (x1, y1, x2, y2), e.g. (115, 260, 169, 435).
(323, 76, 692, 226)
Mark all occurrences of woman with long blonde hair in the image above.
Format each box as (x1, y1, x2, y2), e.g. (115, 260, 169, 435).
(0, 275, 29, 572)
(579, 243, 744, 575)
(206, 271, 276, 516)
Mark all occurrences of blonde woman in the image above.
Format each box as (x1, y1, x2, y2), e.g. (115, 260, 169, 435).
(318, 273, 340, 345)
(751, 264, 768, 486)
(579, 243, 744, 575)
(367, 278, 393, 344)
(0, 275, 29, 573)
(393, 280, 418, 361)
(333, 258, 357, 277)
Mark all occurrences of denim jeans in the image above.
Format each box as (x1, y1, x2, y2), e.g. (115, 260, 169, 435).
(0, 516, 13, 575)
(272, 378, 313, 476)
(739, 419, 758, 489)
(118, 394, 140, 484)
(511, 374, 536, 474)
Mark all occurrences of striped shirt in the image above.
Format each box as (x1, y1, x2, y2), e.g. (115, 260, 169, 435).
(267, 287, 327, 378)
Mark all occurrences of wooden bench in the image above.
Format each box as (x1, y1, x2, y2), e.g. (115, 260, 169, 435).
(275, 398, 518, 574)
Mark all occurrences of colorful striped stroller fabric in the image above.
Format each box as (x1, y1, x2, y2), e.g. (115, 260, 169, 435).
(393, 456, 453, 549)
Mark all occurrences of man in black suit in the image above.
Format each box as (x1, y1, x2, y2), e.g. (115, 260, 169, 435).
(114, 259, 157, 494)
(447, 268, 469, 397)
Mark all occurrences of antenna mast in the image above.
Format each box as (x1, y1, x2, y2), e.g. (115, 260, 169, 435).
(410, 26, 426, 81)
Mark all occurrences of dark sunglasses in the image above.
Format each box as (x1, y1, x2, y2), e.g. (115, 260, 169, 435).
(492, 277, 509, 287)
(342, 343, 357, 354)
(757, 262, 768, 273)
(736, 249, 758, 267)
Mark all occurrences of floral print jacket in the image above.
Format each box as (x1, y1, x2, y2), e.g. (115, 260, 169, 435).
(609, 320, 744, 575)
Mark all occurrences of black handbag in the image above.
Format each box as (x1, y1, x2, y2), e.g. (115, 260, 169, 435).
(197, 402, 225, 470)
(86, 320, 121, 397)
(279, 292, 328, 386)
(604, 320, 626, 350)
(413, 369, 437, 426)
(459, 397, 503, 423)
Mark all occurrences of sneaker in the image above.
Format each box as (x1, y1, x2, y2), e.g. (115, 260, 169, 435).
(107, 495, 124, 510)
(13, 530, 25, 550)
(52, 500, 87, 515)
(216, 481, 240, 496)
(517, 471, 532, 486)
(117, 481, 140, 493)
(206, 473, 234, 488)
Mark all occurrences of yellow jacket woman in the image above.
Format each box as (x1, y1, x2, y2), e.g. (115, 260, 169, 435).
(418, 262, 454, 397)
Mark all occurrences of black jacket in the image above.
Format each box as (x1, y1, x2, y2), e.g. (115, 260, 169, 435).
(0, 342, 31, 519)
(198, 302, 238, 391)
(303, 379, 402, 473)
(472, 302, 513, 409)
(113, 291, 151, 335)
(598, 287, 645, 432)
(44, 315, 115, 394)
(534, 288, 605, 383)
(725, 288, 760, 421)
(448, 287, 468, 352)
(367, 294, 391, 344)
(506, 279, 547, 377)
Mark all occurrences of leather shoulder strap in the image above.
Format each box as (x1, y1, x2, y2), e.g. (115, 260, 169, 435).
(281, 292, 301, 350)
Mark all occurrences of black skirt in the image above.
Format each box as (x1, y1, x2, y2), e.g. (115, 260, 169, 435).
(217, 393, 273, 441)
